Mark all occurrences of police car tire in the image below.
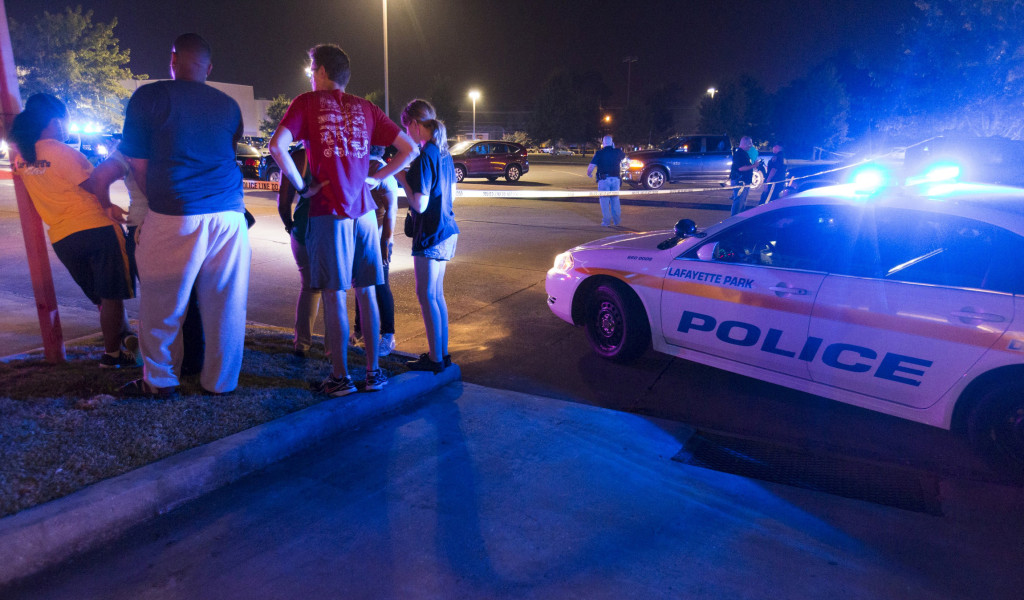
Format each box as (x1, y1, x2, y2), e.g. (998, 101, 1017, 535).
(966, 382, 1024, 470)
(584, 282, 650, 363)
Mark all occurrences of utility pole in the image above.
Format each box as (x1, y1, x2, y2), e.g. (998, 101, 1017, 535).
(623, 56, 638, 108)
(0, 0, 66, 363)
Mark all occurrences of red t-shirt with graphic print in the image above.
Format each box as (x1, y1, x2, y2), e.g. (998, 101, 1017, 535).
(279, 90, 400, 219)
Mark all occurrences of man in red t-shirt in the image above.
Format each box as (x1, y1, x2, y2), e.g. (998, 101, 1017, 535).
(269, 44, 417, 396)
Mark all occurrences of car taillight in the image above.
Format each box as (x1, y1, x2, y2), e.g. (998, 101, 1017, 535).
(244, 158, 259, 167)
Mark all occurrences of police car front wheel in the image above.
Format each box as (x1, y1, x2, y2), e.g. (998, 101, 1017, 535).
(583, 282, 650, 363)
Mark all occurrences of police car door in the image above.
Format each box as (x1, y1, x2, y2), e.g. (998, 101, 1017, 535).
(808, 207, 1015, 408)
(661, 206, 840, 378)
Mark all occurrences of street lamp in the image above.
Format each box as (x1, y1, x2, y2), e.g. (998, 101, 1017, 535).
(468, 89, 481, 140)
(707, 87, 717, 99)
(382, 0, 389, 118)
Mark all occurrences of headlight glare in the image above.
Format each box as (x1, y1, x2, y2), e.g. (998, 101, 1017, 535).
(552, 251, 574, 273)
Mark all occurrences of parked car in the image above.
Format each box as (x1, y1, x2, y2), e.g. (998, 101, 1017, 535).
(80, 134, 119, 165)
(546, 179, 1024, 470)
(621, 134, 735, 190)
(449, 140, 530, 183)
(236, 141, 264, 180)
(551, 147, 574, 156)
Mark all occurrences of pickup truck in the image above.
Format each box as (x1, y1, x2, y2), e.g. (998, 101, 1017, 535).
(620, 134, 737, 190)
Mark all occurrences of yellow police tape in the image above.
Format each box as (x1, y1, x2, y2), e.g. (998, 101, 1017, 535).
(243, 158, 877, 199)
(243, 180, 280, 192)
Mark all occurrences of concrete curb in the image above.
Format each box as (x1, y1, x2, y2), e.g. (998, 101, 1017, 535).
(0, 366, 461, 586)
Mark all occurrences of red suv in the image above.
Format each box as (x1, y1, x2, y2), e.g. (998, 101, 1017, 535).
(449, 140, 529, 183)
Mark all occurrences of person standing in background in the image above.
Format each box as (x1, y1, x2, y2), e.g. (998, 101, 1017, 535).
(729, 136, 756, 216)
(10, 93, 139, 369)
(117, 33, 250, 397)
(397, 99, 459, 373)
(759, 142, 787, 205)
(269, 44, 417, 396)
(586, 135, 626, 227)
(351, 145, 399, 357)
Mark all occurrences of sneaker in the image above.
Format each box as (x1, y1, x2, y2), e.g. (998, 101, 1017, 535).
(443, 354, 453, 368)
(99, 351, 141, 369)
(364, 368, 388, 391)
(406, 353, 444, 374)
(378, 334, 396, 357)
(317, 374, 357, 397)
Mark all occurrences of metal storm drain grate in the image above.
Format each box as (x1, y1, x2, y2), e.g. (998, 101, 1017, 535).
(674, 432, 943, 515)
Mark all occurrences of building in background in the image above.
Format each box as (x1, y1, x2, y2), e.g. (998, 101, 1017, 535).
(121, 80, 271, 137)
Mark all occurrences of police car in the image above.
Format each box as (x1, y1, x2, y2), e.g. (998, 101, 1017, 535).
(546, 174, 1024, 469)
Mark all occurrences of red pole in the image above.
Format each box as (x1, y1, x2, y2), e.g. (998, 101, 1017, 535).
(0, 0, 66, 363)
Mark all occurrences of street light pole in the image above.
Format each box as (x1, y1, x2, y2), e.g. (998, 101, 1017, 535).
(468, 89, 480, 140)
(382, 0, 389, 119)
(623, 56, 638, 108)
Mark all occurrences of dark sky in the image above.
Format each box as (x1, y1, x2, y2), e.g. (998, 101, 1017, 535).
(6, 0, 917, 116)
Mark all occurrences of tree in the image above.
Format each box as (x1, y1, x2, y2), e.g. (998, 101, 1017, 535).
(529, 70, 610, 145)
(697, 76, 771, 145)
(12, 6, 142, 130)
(773, 63, 850, 157)
(502, 131, 532, 146)
(613, 84, 680, 148)
(882, 0, 1024, 139)
(363, 90, 384, 111)
(259, 94, 293, 138)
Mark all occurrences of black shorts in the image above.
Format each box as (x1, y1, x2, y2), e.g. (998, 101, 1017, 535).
(52, 225, 135, 305)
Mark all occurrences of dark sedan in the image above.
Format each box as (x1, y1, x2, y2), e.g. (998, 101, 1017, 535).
(236, 142, 264, 180)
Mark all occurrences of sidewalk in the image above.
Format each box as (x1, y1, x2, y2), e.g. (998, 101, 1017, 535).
(4, 382, 1023, 599)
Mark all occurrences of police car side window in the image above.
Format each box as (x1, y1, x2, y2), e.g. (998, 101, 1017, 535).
(684, 206, 848, 271)
(861, 208, 1024, 293)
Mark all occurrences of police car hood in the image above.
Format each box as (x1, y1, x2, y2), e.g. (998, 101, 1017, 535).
(576, 231, 674, 251)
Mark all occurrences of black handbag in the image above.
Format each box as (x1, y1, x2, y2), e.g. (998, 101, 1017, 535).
(404, 210, 414, 237)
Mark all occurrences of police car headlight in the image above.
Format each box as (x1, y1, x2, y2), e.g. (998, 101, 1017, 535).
(97, 145, 109, 156)
(552, 251, 574, 273)
(628, 159, 645, 171)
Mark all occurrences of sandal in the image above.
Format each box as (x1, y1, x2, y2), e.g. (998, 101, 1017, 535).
(118, 379, 179, 400)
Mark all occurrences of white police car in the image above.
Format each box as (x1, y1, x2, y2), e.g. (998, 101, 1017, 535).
(546, 176, 1024, 469)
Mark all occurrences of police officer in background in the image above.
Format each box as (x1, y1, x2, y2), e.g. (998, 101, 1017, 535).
(759, 142, 787, 205)
(587, 135, 626, 227)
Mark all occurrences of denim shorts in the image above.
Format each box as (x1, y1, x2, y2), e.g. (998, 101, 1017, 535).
(413, 233, 458, 261)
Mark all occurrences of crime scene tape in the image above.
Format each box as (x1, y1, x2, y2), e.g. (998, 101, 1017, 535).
(244, 152, 899, 199)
